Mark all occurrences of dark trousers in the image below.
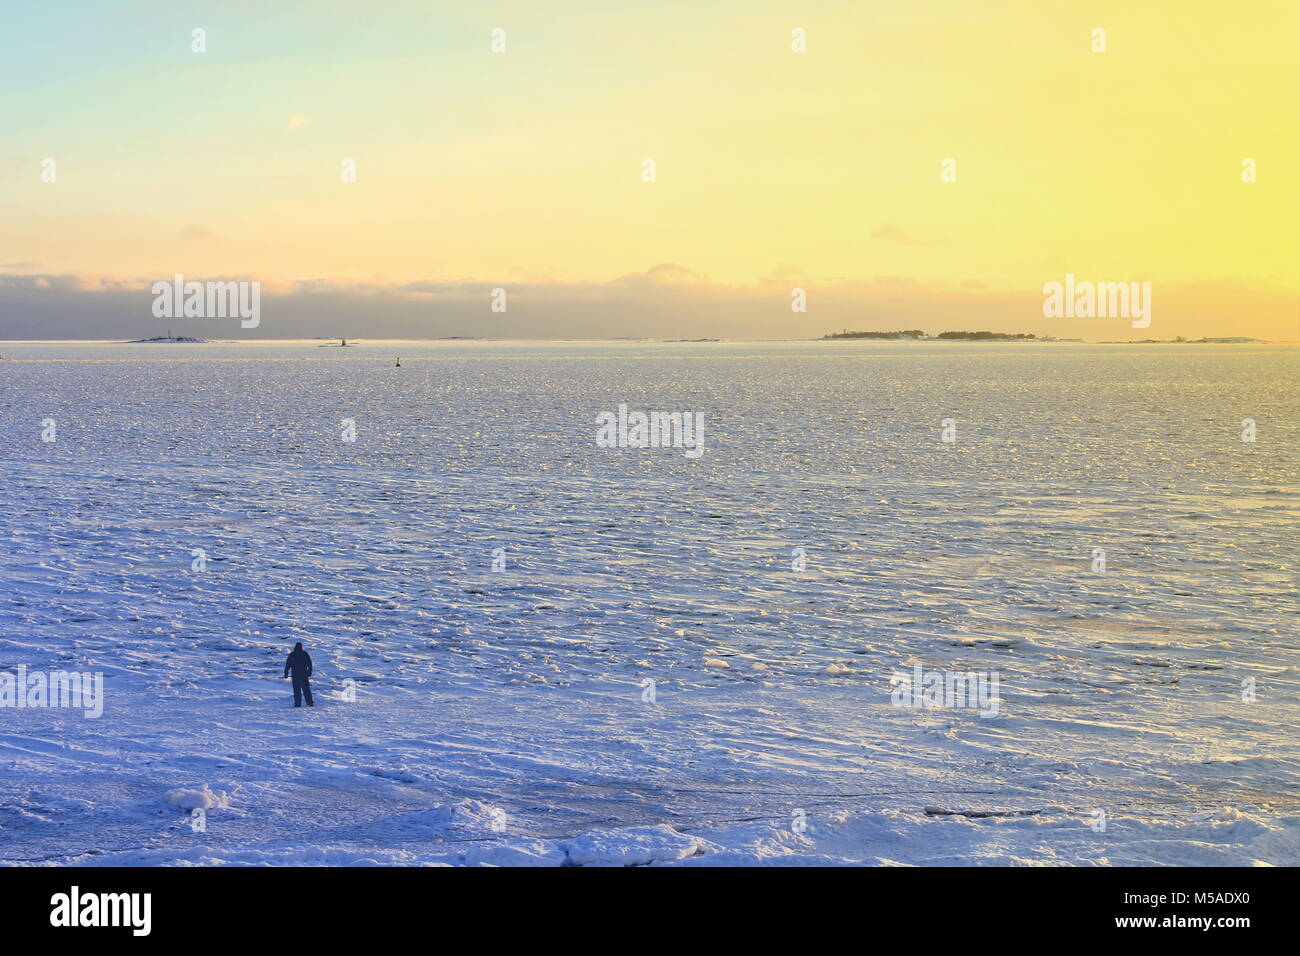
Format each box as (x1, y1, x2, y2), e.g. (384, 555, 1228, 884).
(292, 675, 314, 707)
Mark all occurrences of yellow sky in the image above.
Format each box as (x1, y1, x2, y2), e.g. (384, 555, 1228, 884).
(2, 1, 1297, 338)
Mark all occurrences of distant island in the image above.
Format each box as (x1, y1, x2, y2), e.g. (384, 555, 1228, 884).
(823, 330, 1050, 341)
(823, 329, 926, 339)
(824, 330, 1265, 344)
(129, 335, 207, 343)
(1101, 336, 1263, 344)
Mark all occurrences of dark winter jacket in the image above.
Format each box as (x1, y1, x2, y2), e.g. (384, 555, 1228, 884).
(285, 647, 313, 680)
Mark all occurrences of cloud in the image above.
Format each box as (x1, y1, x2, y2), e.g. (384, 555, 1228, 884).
(613, 263, 707, 287)
(869, 224, 926, 246)
(0, 272, 145, 293)
(0, 268, 1292, 342)
(765, 264, 804, 277)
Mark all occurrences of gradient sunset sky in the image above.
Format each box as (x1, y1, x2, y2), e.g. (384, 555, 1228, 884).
(1, 0, 1297, 339)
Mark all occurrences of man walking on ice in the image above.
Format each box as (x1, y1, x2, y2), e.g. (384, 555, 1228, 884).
(284, 641, 314, 707)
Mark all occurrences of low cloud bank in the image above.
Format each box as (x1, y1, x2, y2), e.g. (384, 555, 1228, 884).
(0, 268, 1290, 341)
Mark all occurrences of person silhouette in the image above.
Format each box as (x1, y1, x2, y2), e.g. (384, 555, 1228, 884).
(284, 641, 314, 707)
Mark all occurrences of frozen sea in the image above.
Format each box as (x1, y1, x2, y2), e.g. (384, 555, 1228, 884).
(0, 339, 1296, 866)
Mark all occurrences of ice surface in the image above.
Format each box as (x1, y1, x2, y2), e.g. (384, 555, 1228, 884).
(0, 340, 1296, 865)
(166, 784, 236, 811)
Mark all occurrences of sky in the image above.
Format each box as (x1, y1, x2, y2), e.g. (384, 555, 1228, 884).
(1, 0, 1297, 340)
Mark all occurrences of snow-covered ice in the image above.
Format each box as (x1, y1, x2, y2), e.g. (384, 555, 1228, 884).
(0, 339, 1296, 865)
